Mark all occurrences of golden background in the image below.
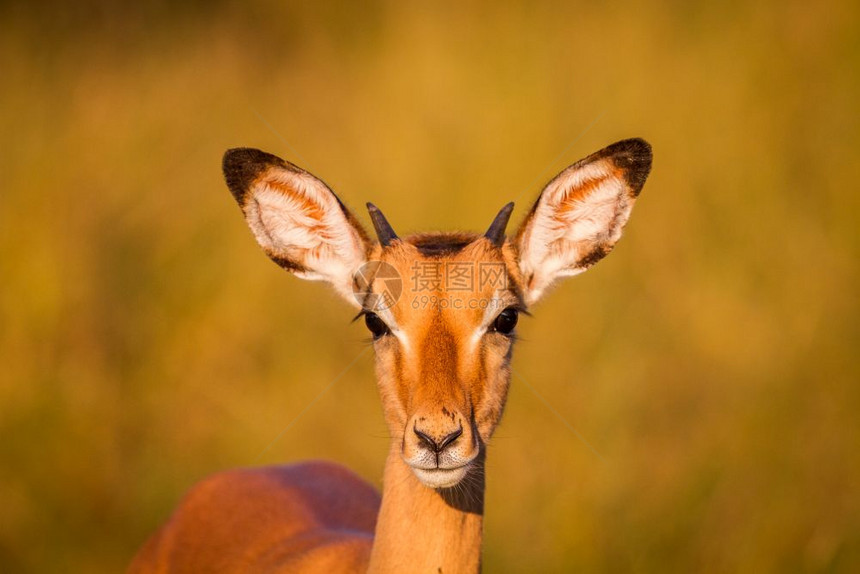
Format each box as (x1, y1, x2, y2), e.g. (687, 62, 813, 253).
(1, 1, 858, 571)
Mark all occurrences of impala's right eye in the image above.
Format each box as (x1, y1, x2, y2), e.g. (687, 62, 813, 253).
(490, 307, 519, 335)
(364, 312, 390, 339)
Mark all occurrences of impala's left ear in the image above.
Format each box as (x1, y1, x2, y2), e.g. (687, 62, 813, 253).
(515, 138, 652, 305)
(223, 148, 371, 306)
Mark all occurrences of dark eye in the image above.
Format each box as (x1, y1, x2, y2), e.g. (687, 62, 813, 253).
(491, 308, 518, 335)
(364, 312, 390, 339)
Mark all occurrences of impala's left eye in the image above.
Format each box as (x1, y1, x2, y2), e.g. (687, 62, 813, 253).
(364, 312, 390, 339)
(491, 308, 518, 335)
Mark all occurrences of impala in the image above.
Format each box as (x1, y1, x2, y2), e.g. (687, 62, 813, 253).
(130, 138, 652, 573)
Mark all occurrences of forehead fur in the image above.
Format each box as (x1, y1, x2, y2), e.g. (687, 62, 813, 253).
(387, 232, 514, 272)
(369, 232, 527, 311)
(406, 232, 482, 257)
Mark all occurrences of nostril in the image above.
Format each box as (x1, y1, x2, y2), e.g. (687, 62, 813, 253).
(438, 427, 463, 451)
(413, 426, 463, 453)
(413, 427, 439, 452)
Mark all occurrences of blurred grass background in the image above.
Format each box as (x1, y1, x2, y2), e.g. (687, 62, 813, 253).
(1, 1, 858, 572)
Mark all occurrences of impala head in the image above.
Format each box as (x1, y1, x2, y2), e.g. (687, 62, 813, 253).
(223, 139, 651, 489)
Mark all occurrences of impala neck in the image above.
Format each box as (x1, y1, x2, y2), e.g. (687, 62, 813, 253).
(367, 445, 485, 574)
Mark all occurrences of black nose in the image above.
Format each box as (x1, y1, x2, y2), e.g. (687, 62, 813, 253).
(414, 426, 463, 453)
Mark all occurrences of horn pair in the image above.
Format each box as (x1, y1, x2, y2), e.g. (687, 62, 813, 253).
(366, 202, 515, 247)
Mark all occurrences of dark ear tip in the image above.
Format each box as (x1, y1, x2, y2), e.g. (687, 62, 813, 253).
(222, 148, 287, 205)
(602, 138, 652, 196)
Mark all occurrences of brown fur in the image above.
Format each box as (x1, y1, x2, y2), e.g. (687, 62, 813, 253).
(128, 463, 379, 574)
(130, 139, 652, 573)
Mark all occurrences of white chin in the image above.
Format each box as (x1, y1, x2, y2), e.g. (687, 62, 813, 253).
(411, 466, 469, 489)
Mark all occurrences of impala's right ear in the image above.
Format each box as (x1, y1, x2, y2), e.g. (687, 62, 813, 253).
(223, 148, 371, 306)
(515, 138, 652, 305)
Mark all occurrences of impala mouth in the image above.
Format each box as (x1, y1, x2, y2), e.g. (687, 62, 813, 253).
(410, 464, 470, 489)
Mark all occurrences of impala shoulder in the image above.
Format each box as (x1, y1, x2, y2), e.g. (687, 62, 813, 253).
(272, 461, 382, 528)
(187, 462, 377, 502)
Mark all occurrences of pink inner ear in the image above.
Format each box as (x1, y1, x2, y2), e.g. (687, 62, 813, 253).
(263, 174, 327, 223)
(556, 169, 619, 216)
(267, 179, 331, 244)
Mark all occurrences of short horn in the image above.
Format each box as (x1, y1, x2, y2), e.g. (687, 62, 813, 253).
(367, 202, 399, 246)
(484, 202, 515, 247)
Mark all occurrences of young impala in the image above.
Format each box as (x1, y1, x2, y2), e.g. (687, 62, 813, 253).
(130, 138, 652, 573)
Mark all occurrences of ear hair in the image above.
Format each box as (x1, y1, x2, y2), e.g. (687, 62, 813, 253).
(223, 148, 370, 305)
(515, 138, 652, 304)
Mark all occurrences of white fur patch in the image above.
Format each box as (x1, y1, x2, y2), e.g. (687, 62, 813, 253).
(375, 306, 410, 351)
(518, 158, 635, 304)
(467, 294, 521, 351)
(242, 169, 366, 304)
